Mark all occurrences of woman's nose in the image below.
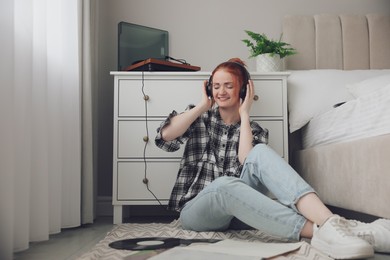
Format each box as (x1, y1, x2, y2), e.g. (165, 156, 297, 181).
(219, 86, 227, 94)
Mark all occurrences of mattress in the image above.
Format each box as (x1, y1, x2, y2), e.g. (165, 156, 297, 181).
(302, 83, 390, 149)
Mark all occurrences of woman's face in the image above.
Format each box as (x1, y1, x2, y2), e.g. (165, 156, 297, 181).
(212, 69, 241, 108)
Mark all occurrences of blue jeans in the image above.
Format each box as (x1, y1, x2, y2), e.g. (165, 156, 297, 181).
(179, 144, 315, 241)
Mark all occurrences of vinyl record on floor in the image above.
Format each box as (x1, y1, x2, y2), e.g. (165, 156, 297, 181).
(109, 237, 220, 251)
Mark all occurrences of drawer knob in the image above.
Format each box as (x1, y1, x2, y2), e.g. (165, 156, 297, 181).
(143, 136, 149, 142)
(253, 95, 259, 101)
(143, 95, 150, 101)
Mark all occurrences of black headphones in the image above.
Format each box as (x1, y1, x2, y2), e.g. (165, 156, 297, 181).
(206, 61, 250, 100)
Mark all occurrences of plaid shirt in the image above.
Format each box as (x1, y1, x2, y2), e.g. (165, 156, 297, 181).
(155, 105, 269, 211)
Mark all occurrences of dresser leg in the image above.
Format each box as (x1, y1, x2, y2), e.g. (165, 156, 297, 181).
(113, 205, 123, 224)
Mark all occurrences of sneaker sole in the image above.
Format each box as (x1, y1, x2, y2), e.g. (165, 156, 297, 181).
(311, 237, 374, 259)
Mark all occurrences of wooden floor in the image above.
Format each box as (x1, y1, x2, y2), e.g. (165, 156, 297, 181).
(13, 217, 114, 260)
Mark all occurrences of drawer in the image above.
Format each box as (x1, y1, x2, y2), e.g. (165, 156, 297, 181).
(117, 79, 283, 117)
(251, 80, 283, 117)
(118, 79, 203, 117)
(117, 161, 178, 201)
(255, 120, 284, 157)
(117, 120, 184, 159)
(118, 119, 284, 158)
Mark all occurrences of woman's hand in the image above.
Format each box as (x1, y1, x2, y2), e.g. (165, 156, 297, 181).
(238, 80, 255, 163)
(198, 80, 214, 112)
(239, 79, 255, 118)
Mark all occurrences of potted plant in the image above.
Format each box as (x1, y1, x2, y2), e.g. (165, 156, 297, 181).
(242, 30, 296, 72)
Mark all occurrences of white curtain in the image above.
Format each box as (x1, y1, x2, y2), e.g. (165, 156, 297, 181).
(0, 0, 96, 259)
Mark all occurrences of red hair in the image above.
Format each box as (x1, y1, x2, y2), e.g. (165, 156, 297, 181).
(211, 58, 248, 89)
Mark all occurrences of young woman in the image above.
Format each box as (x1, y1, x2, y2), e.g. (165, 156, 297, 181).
(155, 58, 390, 259)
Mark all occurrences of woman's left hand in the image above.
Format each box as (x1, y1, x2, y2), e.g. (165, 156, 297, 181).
(239, 79, 255, 117)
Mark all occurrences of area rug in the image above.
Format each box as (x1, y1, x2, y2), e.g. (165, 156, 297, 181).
(77, 219, 332, 260)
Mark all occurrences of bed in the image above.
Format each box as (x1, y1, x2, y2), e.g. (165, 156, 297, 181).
(282, 14, 390, 219)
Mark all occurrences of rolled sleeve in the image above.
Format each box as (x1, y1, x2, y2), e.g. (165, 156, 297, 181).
(155, 105, 195, 152)
(251, 121, 269, 146)
(155, 110, 182, 152)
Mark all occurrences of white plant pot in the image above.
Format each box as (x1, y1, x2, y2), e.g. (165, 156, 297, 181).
(255, 54, 283, 72)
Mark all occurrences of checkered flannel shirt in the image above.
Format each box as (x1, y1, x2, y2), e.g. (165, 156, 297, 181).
(155, 105, 269, 212)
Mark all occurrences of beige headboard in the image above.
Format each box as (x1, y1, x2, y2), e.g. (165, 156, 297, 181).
(282, 14, 390, 70)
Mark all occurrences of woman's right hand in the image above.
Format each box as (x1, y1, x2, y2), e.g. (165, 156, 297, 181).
(199, 80, 214, 112)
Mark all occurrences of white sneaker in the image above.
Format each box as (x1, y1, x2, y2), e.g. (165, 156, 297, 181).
(347, 218, 390, 253)
(311, 215, 374, 259)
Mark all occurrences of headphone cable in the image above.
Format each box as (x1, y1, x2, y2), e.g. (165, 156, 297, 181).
(141, 71, 164, 207)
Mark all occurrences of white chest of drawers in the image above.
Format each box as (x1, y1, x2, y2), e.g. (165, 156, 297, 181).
(111, 71, 290, 224)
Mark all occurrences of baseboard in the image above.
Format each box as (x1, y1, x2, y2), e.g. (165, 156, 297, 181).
(99, 197, 378, 223)
(327, 205, 379, 223)
(97, 196, 178, 219)
(97, 196, 113, 217)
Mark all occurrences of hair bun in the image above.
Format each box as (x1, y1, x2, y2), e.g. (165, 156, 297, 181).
(227, 57, 246, 67)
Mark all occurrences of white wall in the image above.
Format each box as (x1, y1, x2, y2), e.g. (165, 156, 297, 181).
(96, 0, 390, 197)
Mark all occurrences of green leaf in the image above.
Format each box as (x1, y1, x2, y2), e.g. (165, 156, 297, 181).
(242, 30, 297, 58)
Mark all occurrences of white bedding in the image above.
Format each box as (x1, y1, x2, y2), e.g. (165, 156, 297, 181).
(302, 83, 390, 149)
(287, 70, 390, 133)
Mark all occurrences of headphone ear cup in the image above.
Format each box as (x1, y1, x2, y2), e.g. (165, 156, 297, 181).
(206, 75, 213, 98)
(240, 85, 247, 100)
(240, 70, 250, 100)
